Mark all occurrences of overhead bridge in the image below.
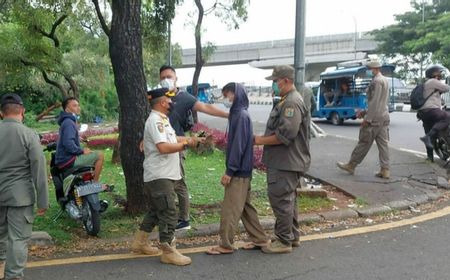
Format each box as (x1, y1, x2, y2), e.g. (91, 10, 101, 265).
(180, 32, 379, 80)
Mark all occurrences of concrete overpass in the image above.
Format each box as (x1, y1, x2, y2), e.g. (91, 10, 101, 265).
(180, 32, 379, 80)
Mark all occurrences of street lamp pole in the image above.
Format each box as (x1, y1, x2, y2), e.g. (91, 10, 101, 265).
(294, 0, 306, 88)
(352, 16, 357, 60)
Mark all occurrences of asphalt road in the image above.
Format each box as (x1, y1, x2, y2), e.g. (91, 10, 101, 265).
(199, 105, 426, 153)
(27, 214, 450, 280)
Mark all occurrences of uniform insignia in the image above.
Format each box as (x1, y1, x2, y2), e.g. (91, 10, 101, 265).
(157, 122, 164, 133)
(284, 107, 295, 118)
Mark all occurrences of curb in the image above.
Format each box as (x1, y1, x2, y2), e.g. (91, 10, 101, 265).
(31, 180, 446, 245)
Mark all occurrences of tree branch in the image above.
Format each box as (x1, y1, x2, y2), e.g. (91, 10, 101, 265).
(42, 70, 68, 98)
(36, 14, 67, 48)
(92, 0, 110, 37)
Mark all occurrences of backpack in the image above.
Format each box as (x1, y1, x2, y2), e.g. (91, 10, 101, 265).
(410, 84, 434, 110)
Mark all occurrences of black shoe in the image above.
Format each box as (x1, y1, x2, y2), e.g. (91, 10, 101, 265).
(175, 220, 191, 231)
(420, 136, 433, 150)
(103, 184, 115, 193)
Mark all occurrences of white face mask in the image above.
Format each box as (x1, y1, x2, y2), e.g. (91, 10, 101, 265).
(160, 78, 175, 90)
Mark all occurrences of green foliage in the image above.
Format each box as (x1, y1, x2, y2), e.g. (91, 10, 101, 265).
(372, 0, 450, 81)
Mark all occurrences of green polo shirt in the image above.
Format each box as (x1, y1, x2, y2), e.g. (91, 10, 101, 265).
(0, 118, 48, 208)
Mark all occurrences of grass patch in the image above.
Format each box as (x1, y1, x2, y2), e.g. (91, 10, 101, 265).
(34, 148, 335, 245)
(355, 197, 368, 207)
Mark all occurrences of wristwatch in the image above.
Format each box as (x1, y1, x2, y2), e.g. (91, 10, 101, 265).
(182, 140, 189, 150)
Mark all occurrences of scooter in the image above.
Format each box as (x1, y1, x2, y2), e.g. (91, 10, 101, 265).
(45, 124, 109, 236)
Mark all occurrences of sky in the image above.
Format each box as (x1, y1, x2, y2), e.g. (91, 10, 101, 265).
(170, 0, 415, 87)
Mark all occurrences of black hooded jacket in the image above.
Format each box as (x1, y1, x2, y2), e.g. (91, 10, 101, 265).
(225, 83, 253, 178)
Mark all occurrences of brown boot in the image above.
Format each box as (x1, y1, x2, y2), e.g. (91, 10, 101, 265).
(160, 241, 192, 266)
(375, 168, 390, 179)
(131, 230, 160, 255)
(0, 260, 4, 280)
(337, 162, 356, 175)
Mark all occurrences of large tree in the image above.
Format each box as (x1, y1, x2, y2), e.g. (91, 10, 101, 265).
(372, 0, 450, 82)
(92, 0, 178, 213)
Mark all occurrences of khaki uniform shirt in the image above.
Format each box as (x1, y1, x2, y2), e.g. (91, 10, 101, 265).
(262, 89, 311, 172)
(364, 72, 390, 126)
(0, 118, 48, 208)
(143, 110, 181, 182)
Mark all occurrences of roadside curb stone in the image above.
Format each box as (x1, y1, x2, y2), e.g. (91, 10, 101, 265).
(437, 176, 450, 190)
(355, 205, 392, 217)
(299, 213, 322, 224)
(407, 194, 430, 205)
(29, 231, 53, 246)
(320, 209, 358, 220)
(384, 200, 417, 211)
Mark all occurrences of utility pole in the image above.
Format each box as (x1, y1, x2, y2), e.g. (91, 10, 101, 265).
(294, 0, 306, 88)
(167, 21, 172, 65)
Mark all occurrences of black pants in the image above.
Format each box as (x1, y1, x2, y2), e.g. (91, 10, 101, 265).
(419, 108, 450, 136)
(418, 108, 450, 160)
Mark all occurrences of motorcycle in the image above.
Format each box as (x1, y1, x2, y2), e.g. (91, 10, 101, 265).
(434, 127, 450, 161)
(45, 125, 109, 236)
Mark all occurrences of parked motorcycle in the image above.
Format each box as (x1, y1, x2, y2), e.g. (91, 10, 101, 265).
(45, 142, 109, 236)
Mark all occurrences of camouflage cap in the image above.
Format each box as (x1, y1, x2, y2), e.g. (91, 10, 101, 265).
(265, 65, 295, 81)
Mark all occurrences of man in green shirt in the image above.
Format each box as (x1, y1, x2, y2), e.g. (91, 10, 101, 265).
(0, 94, 48, 280)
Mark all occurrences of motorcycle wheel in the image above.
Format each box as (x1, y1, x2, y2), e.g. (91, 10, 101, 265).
(82, 198, 100, 236)
(434, 135, 450, 161)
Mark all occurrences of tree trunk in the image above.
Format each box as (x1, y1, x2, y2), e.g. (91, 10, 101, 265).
(35, 102, 61, 121)
(109, 0, 149, 214)
(192, 0, 204, 123)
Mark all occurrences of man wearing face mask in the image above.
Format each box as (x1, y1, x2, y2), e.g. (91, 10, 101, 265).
(132, 88, 201, 266)
(0, 94, 48, 280)
(337, 60, 391, 179)
(254, 65, 311, 254)
(159, 65, 229, 231)
(55, 98, 106, 193)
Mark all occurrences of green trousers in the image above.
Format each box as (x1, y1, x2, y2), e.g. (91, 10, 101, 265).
(0, 206, 34, 280)
(140, 179, 178, 243)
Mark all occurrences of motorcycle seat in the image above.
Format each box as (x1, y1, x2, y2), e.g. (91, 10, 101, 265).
(62, 166, 94, 178)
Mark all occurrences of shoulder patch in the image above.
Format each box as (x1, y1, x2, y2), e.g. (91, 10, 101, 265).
(156, 122, 164, 133)
(284, 107, 295, 118)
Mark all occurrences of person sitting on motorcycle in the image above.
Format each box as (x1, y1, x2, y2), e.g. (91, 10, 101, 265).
(55, 97, 109, 187)
(418, 65, 450, 151)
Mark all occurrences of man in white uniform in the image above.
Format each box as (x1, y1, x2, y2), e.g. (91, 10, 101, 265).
(130, 88, 200, 266)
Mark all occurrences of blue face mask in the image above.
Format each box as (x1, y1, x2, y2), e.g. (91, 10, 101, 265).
(72, 113, 80, 121)
(272, 81, 281, 96)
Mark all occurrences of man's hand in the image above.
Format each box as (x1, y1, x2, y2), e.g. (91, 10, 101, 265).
(356, 110, 366, 119)
(221, 174, 232, 187)
(361, 120, 370, 128)
(83, 148, 92, 154)
(187, 137, 206, 149)
(36, 208, 47, 216)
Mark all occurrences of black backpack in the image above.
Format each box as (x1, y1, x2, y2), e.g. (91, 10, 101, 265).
(410, 84, 435, 110)
(182, 109, 195, 132)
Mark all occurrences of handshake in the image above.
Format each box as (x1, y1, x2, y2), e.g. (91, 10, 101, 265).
(183, 136, 206, 149)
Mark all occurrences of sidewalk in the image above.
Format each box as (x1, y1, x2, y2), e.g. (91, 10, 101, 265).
(308, 135, 448, 209)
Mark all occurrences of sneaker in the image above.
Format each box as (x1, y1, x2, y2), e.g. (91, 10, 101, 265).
(262, 239, 292, 254)
(175, 220, 191, 231)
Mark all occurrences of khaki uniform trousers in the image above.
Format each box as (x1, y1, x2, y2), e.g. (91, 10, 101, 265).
(219, 177, 268, 250)
(0, 206, 34, 280)
(267, 168, 301, 246)
(174, 153, 190, 221)
(349, 123, 390, 169)
(140, 179, 178, 243)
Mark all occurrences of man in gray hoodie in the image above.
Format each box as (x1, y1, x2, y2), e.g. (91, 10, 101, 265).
(206, 83, 268, 255)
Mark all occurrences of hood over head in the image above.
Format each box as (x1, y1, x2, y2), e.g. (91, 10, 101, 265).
(230, 83, 249, 112)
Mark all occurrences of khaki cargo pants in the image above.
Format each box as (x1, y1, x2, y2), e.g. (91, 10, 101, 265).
(349, 123, 390, 169)
(140, 179, 177, 243)
(267, 168, 301, 246)
(0, 205, 34, 280)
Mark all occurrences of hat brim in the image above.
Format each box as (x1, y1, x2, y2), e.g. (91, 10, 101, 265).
(265, 75, 276, 81)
